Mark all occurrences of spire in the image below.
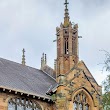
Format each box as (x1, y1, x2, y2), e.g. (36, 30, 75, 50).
(64, 0, 70, 27)
(22, 48, 26, 65)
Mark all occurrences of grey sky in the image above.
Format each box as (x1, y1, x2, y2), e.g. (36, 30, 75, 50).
(0, 0, 110, 86)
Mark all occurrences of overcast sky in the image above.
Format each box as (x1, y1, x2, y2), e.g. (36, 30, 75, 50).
(0, 0, 110, 86)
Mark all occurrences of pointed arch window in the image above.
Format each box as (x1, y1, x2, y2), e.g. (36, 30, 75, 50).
(8, 97, 42, 110)
(73, 92, 90, 110)
(64, 37, 69, 54)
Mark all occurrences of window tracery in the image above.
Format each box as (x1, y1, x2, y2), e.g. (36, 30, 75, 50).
(8, 97, 41, 110)
(73, 92, 90, 110)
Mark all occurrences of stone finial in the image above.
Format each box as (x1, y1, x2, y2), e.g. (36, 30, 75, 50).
(54, 59, 56, 70)
(45, 54, 47, 65)
(41, 53, 47, 69)
(22, 48, 26, 65)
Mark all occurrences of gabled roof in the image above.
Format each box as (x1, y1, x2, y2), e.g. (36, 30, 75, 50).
(79, 61, 99, 85)
(78, 61, 102, 95)
(0, 58, 56, 99)
(42, 65, 56, 79)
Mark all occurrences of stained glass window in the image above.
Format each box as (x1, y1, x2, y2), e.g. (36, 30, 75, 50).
(73, 102, 78, 110)
(73, 91, 90, 110)
(79, 104, 83, 110)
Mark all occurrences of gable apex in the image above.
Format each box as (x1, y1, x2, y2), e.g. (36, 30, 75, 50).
(78, 60, 100, 86)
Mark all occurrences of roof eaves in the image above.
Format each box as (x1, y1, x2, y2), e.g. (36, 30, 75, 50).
(0, 86, 51, 100)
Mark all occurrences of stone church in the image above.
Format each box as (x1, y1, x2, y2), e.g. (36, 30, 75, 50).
(0, 0, 102, 110)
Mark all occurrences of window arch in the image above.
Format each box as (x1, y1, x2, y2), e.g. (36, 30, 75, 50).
(8, 97, 42, 110)
(73, 92, 90, 110)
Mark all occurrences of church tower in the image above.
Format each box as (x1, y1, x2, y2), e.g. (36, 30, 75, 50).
(55, 1, 103, 110)
(55, 0, 79, 76)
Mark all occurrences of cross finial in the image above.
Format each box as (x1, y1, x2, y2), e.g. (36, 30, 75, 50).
(22, 48, 26, 65)
(64, 0, 69, 10)
(64, 0, 70, 27)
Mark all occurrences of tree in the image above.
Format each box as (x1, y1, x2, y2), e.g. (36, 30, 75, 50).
(101, 50, 110, 109)
(103, 75, 110, 110)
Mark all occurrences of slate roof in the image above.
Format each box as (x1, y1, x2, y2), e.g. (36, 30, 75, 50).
(42, 65, 56, 79)
(0, 58, 56, 99)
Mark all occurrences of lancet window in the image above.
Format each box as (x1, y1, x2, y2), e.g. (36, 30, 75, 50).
(64, 37, 69, 54)
(73, 92, 90, 110)
(8, 97, 42, 110)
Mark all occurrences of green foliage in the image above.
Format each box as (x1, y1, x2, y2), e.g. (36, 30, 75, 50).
(103, 75, 110, 92)
(102, 92, 110, 110)
(102, 75, 110, 110)
(101, 50, 110, 109)
(51, 94, 56, 101)
(100, 50, 110, 72)
(102, 74, 110, 109)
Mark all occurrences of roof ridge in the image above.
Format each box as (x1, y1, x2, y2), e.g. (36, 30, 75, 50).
(0, 57, 56, 100)
(41, 70, 56, 82)
(0, 57, 40, 71)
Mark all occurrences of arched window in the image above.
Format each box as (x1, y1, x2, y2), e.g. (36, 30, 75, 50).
(64, 37, 69, 54)
(73, 92, 90, 110)
(8, 97, 42, 110)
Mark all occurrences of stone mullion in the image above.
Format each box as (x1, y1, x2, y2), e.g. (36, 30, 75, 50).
(32, 102, 34, 110)
(19, 98, 22, 106)
(14, 98, 17, 110)
(27, 100, 30, 108)
(28, 100, 30, 108)
(24, 106, 26, 110)
(24, 99, 26, 110)
(15, 104, 17, 110)
(83, 104, 85, 110)
(77, 103, 79, 110)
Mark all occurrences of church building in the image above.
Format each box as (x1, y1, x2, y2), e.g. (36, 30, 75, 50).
(0, 0, 103, 110)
